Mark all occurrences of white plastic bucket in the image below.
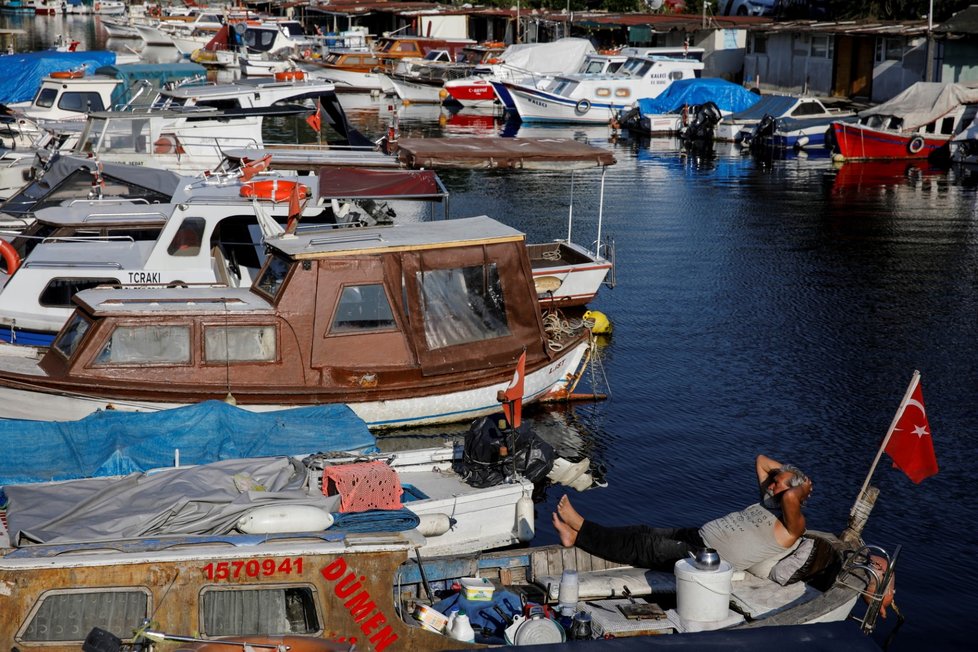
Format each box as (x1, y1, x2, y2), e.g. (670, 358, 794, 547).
(674, 558, 733, 622)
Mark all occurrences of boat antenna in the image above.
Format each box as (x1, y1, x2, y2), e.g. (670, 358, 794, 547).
(567, 170, 574, 242)
(223, 299, 236, 406)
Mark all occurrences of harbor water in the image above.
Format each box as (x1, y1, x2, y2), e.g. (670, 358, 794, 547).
(5, 14, 976, 650)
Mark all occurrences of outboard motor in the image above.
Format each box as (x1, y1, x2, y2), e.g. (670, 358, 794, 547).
(746, 113, 778, 152)
(681, 101, 722, 142)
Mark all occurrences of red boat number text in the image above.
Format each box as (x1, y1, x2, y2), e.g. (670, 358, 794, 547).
(203, 557, 304, 581)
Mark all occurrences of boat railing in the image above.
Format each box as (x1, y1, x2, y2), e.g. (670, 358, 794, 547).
(39, 235, 138, 245)
(24, 260, 125, 270)
(65, 198, 151, 206)
(837, 542, 901, 634)
(79, 210, 169, 222)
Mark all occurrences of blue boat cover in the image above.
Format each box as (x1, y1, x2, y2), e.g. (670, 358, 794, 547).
(636, 78, 760, 116)
(0, 401, 378, 486)
(93, 62, 207, 108)
(0, 51, 117, 104)
(724, 94, 799, 121)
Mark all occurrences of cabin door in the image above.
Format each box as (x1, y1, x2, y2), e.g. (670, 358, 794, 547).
(834, 36, 874, 99)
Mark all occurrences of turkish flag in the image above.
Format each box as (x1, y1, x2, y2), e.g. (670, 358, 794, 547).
(885, 380, 939, 483)
(499, 350, 526, 429)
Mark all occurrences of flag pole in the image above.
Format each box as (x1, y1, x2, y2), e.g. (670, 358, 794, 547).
(851, 370, 921, 514)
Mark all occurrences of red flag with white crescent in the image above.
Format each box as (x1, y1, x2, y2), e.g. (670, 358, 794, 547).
(884, 380, 939, 483)
(500, 350, 526, 429)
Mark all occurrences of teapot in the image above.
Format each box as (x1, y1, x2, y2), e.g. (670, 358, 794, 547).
(690, 547, 721, 570)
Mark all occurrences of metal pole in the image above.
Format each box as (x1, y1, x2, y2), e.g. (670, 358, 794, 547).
(926, 0, 935, 82)
(596, 167, 606, 256)
(567, 170, 574, 242)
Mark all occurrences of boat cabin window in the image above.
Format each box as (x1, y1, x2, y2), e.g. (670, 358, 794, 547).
(40, 277, 120, 308)
(417, 263, 509, 349)
(668, 71, 685, 81)
(201, 585, 320, 636)
(19, 588, 149, 642)
(254, 255, 291, 300)
(621, 59, 653, 77)
(167, 216, 206, 256)
(52, 313, 91, 359)
(205, 325, 277, 362)
(95, 325, 191, 365)
(280, 22, 304, 37)
(424, 50, 451, 62)
(245, 29, 277, 52)
(195, 98, 243, 111)
(580, 60, 607, 74)
(596, 88, 611, 97)
(940, 116, 956, 134)
(615, 88, 630, 98)
(59, 92, 106, 113)
(331, 284, 396, 333)
(791, 101, 826, 117)
(34, 87, 57, 108)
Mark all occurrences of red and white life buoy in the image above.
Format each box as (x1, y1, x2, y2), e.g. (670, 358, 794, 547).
(0, 239, 21, 276)
(240, 180, 309, 203)
(907, 135, 926, 155)
(153, 135, 184, 155)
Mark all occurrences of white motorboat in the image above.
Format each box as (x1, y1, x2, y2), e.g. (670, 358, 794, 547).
(504, 54, 704, 124)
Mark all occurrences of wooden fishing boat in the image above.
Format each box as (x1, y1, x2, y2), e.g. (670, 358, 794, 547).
(0, 216, 592, 427)
(831, 81, 978, 161)
(0, 479, 897, 650)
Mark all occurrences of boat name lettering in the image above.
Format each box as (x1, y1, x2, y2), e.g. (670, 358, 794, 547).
(128, 272, 161, 284)
(321, 556, 398, 652)
(202, 557, 304, 580)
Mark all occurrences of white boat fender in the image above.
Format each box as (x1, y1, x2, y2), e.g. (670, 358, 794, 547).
(416, 513, 454, 537)
(515, 492, 534, 542)
(236, 504, 334, 534)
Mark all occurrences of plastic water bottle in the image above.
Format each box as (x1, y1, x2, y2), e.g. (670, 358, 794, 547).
(557, 569, 579, 609)
(448, 609, 475, 643)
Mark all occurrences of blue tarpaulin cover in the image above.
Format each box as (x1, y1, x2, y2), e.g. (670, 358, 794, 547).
(0, 51, 117, 104)
(636, 78, 761, 116)
(0, 400, 378, 486)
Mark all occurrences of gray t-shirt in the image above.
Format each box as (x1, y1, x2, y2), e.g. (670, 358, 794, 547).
(698, 503, 791, 571)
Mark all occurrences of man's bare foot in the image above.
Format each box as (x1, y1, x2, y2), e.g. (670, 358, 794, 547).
(557, 494, 584, 531)
(552, 512, 578, 547)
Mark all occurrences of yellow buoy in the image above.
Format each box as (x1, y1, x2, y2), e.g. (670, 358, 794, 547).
(583, 309, 612, 335)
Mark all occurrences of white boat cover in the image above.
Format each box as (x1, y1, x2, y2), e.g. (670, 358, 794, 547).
(496, 38, 596, 75)
(860, 81, 978, 130)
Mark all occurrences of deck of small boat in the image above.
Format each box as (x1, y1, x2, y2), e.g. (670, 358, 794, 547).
(527, 241, 599, 267)
(161, 77, 336, 100)
(268, 215, 523, 259)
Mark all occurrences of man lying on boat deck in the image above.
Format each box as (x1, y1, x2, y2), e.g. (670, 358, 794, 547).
(552, 454, 813, 571)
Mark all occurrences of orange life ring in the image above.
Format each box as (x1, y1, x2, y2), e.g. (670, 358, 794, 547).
(51, 70, 84, 80)
(240, 180, 309, 203)
(0, 239, 21, 276)
(153, 135, 185, 155)
(274, 70, 305, 82)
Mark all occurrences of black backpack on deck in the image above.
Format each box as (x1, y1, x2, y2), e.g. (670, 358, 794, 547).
(455, 413, 555, 488)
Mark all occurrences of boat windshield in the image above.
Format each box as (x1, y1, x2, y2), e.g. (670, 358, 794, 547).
(620, 58, 653, 77)
(52, 313, 91, 360)
(417, 263, 509, 349)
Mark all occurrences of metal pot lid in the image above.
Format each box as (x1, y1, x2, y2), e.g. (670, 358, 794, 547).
(512, 617, 565, 645)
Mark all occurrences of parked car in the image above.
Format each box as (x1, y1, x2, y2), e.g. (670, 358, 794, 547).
(721, 0, 778, 16)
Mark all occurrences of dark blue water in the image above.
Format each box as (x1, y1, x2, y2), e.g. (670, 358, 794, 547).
(8, 15, 975, 650)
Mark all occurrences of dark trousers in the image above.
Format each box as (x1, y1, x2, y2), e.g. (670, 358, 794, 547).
(574, 521, 706, 571)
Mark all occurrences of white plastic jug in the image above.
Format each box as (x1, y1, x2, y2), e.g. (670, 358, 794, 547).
(447, 609, 475, 643)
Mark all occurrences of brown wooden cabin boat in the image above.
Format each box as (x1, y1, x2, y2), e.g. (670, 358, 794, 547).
(0, 217, 591, 427)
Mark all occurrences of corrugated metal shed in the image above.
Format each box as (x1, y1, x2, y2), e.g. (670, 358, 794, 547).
(745, 19, 928, 37)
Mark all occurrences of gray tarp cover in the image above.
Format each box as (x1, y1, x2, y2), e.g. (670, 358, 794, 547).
(860, 81, 978, 130)
(4, 457, 338, 546)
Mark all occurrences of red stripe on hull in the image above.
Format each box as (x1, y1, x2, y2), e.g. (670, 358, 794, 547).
(833, 122, 947, 160)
